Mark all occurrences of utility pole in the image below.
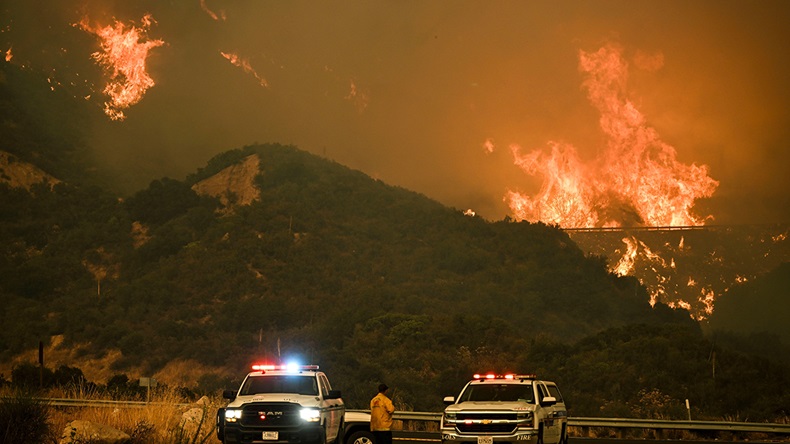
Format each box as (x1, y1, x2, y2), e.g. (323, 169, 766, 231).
(38, 341, 44, 388)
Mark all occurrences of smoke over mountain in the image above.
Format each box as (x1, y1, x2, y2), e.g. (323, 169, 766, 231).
(2, 1, 789, 225)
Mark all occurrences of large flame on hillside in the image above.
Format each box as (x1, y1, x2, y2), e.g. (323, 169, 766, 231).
(77, 14, 164, 121)
(506, 44, 718, 228)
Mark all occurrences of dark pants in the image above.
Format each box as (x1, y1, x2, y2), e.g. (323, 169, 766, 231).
(373, 431, 392, 444)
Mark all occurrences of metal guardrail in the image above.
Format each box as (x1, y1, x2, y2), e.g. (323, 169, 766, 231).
(20, 401, 790, 436)
(367, 411, 790, 436)
(8, 397, 190, 408)
(390, 411, 442, 422)
(569, 417, 790, 434)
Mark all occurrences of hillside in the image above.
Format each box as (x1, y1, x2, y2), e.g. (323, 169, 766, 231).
(0, 143, 688, 397)
(0, 150, 61, 190)
(708, 262, 790, 344)
(0, 63, 98, 186)
(1, 63, 788, 419)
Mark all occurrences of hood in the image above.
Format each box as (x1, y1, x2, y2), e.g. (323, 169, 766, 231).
(227, 393, 323, 408)
(445, 401, 536, 413)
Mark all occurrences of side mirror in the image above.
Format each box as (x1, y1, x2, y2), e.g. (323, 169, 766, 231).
(223, 389, 237, 400)
(443, 396, 455, 405)
(326, 389, 342, 399)
(540, 396, 557, 407)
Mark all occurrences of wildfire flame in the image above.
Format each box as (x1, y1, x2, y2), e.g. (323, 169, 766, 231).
(613, 236, 639, 277)
(506, 44, 718, 228)
(77, 14, 164, 121)
(345, 80, 369, 112)
(220, 51, 269, 88)
(483, 139, 495, 154)
(200, 0, 227, 21)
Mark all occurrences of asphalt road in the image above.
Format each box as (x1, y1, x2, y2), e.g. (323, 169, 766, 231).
(392, 432, 777, 444)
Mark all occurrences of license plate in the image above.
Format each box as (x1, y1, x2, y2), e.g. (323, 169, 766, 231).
(262, 431, 279, 440)
(478, 437, 493, 444)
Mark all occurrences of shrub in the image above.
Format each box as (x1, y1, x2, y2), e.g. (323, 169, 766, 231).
(11, 362, 54, 388)
(0, 389, 53, 443)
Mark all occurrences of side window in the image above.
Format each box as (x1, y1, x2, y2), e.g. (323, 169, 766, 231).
(319, 374, 331, 397)
(537, 383, 550, 402)
(547, 384, 563, 403)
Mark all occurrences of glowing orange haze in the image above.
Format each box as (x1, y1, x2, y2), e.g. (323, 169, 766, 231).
(505, 44, 719, 229)
(77, 14, 164, 121)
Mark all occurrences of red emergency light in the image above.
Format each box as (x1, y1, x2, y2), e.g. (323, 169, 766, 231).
(251, 364, 320, 372)
(473, 373, 537, 380)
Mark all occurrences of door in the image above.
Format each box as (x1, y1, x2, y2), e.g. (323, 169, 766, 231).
(536, 382, 561, 443)
(319, 374, 343, 442)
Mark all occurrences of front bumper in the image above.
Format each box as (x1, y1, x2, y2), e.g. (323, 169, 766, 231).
(222, 423, 325, 444)
(441, 429, 539, 444)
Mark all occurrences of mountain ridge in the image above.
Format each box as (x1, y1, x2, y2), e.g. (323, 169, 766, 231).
(1, 62, 787, 418)
(0, 143, 691, 391)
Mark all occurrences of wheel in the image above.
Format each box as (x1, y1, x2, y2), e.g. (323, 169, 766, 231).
(346, 430, 375, 444)
(333, 420, 345, 444)
(216, 409, 225, 441)
(559, 424, 568, 444)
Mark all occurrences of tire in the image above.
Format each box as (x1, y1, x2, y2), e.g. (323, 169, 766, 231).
(346, 430, 375, 444)
(216, 409, 225, 441)
(559, 424, 568, 444)
(334, 420, 345, 444)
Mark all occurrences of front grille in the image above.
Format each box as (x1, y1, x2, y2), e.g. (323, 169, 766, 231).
(240, 402, 301, 428)
(453, 412, 520, 435)
(457, 413, 517, 421)
(456, 423, 517, 434)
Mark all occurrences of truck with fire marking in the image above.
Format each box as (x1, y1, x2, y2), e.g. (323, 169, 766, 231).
(441, 373, 568, 444)
(217, 364, 345, 444)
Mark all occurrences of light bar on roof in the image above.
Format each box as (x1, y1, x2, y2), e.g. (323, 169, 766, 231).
(251, 364, 320, 371)
(472, 373, 537, 380)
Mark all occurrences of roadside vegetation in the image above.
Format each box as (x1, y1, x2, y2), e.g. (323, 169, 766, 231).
(1, 376, 787, 443)
(0, 382, 218, 444)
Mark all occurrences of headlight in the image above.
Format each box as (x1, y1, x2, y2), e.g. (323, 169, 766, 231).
(225, 409, 243, 423)
(442, 412, 456, 427)
(300, 408, 321, 422)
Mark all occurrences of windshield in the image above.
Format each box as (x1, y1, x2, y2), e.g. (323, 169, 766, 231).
(458, 383, 534, 403)
(240, 375, 318, 396)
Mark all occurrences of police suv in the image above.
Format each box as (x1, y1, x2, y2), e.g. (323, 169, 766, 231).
(218, 364, 345, 444)
(441, 373, 567, 444)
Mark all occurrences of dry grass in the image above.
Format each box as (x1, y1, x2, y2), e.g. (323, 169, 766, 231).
(2, 386, 221, 444)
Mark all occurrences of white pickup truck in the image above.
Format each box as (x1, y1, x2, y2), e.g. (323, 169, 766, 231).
(441, 373, 568, 444)
(342, 411, 375, 444)
(217, 364, 345, 444)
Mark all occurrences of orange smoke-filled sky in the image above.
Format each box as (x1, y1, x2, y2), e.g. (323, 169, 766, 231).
(2, 0, 789, 224)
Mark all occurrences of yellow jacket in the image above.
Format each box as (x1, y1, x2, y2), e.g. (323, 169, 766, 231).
(370, 392, 395, 431)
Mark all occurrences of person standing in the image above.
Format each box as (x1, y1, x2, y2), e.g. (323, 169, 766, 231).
(370, 383, 395, 444)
